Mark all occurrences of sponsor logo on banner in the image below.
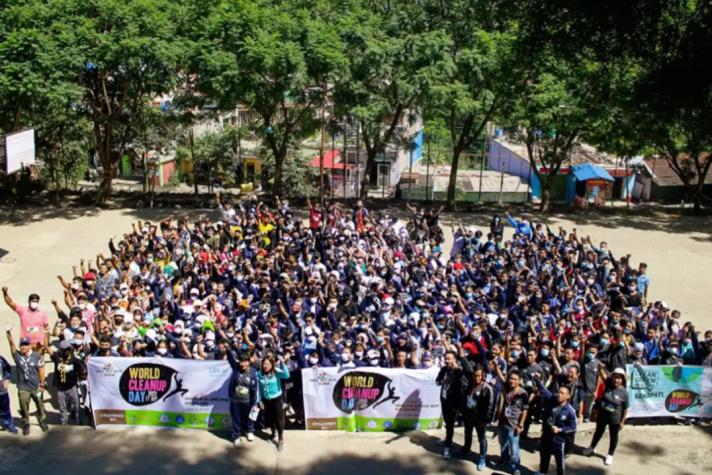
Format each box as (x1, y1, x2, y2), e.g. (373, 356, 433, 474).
(664, 389, 703, 413)
(119, 362, 188, 406)
(332, 371, 400, 413)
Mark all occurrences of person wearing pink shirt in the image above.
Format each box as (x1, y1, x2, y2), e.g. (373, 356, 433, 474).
(2, 287, 49, 347)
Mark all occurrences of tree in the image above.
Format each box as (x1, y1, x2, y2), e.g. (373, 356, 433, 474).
(415, 0, 527, 210)
(0, 0, 92, 200)
(61, 0, 182, 205)
(625, 1, 712, 212)
(192, 0, 345, 195)
(509, 51, 615, 212)
(335, 1, 452, 200)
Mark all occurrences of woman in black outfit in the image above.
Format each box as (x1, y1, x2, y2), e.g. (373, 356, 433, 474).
(583, 368, 629, 467)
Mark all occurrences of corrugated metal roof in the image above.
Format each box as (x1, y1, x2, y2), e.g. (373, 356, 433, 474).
(432, 173, 525, 193)
(644, 156, 712, 187)
(495, 138, 622, 167)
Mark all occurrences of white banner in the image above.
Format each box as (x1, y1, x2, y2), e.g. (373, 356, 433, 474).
(627, 364, 712, 418)
(87, 357, 232, 430)
(301, 366, 443, 431)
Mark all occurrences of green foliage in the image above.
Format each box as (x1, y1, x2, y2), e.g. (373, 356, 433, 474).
(260, 150, 317, 199)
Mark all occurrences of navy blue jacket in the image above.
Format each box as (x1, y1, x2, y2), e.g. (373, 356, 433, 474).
(537, 380, 577, 442)
(226, 350, 259, 405)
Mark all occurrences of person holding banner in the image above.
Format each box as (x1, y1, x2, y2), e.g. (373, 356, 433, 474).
(583, 368, 629, 466)
(227, 350, 259, 447)
(461, 367, 494, 471)
(257, 355, 290, 452)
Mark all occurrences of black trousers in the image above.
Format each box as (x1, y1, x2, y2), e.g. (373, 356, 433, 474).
(263, 396, 285, 441)
(442, 399, 459, 447)
(591, 418, 621, 456)
(462, 413, 488, 457)
(540, 427, 566, 475)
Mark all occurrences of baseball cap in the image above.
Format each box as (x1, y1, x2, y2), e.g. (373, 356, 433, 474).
(19, 337, 31, 346)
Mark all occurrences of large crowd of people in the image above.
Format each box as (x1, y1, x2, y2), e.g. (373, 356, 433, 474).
(2, 192, 711, 473)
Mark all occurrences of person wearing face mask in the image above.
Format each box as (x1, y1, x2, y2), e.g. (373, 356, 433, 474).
(3, 288, 49, 348)
(366, 349, 381, 367)
(6, 325, 48, 435)
(580, 346, 604, 423)
(49, 340, 85, 425)
(155, 340, 173, 358)
(338, 347, 359, 368)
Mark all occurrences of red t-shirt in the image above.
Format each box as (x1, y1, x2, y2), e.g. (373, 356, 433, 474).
(309, 208, 323, 230)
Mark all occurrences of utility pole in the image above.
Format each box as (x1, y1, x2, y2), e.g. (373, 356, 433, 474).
(342, 119, 347, 199)
(425, 132, 431, 203)
(319, 85, 326, 207)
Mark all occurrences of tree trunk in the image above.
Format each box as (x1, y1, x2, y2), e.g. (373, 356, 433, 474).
(446, 146, 463, 211)
(95, 123, 114, 206)
(96, 160, 115, 206)
(273, 152, 285, 195)
(359, 151, 376, 201)
(539, 186, 551, 213)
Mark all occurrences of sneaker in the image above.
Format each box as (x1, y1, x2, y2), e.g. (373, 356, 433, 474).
(233, 438, 242, 448)
(277, 440, 284, 452)
(7, 426, 19, 434)
(40, 423, 49, 433)
(246, 432, 254, 442)
(443, 447, 451, 460)
(583, 446, 594, 456)
(477, 458, 486, 471)
(604, 455, 613, 466)
(22, 426, 30, 436)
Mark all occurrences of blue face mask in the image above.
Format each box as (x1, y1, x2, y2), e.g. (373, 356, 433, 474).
(585, 352, 594, 362)
(571, 341, 580, 349)
(510, 350, 520, 358)
(540, 349, 550, 358)
(600, 338, 609, 347)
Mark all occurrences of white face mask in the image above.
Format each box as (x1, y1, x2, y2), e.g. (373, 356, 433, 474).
(341, 353, 351, 362)
(157, 348, 168, 355)
(309, 357, 319, 366)
(29, 302, 39, 311)
(369, 358, 379, 366)
(354, 351, 363, 359)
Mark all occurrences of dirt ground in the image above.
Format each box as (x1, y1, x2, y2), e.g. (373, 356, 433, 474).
(0, 204, 711, 475)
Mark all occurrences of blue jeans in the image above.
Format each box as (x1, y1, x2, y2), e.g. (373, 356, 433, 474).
(498, 426, 520, 470)
(230, 400, 254, 440)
